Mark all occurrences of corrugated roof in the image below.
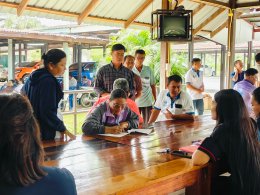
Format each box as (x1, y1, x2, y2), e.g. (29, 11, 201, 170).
(0, 0, 259, 37)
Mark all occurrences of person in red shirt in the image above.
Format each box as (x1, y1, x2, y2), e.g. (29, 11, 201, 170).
(89, 78, 143, 125)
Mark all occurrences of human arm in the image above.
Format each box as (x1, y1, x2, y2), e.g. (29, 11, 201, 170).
(125, 108, 139, 129)
(94, 68, 108, 96)
(232, 70, 239, 82)
(186, 83, 203, 93)
(164, 109, 195, 120)
(192, 150, 210, 166)
(148, 109, 160, 124)
(151, 84, 157, 101)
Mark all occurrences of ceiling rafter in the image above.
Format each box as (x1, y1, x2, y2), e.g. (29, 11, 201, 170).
(193, 8, 226, 35)
(17, 0, 30, 16)
(190, 0, 229, 9)
(193, 3, 206, 16)
(125, 0, 154, 28)
(210, 20, 228, 37)
(78, 0, 101, 25)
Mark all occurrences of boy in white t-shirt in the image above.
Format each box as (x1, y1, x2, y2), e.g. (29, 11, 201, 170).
(148, 75, 194, 123)
(185, 58, 204, 115)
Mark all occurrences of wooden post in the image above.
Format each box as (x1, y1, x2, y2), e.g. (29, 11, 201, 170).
(18, 43, 22, 68)
(188, 42, 194, 68)
(159, 0, 170, 91)
(8, 39, 14, 80)
(24, 43, 28, 61)
(247, 41, 252, 68)
(78, 44, 82, 84)
(214, 51, 217, 75)
(220, 45, 226, 89)
(227, 8, 237, 88)
(63, 42, 70, 91)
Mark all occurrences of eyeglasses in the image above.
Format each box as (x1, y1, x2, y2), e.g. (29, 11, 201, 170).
(111, 103, 126, 109)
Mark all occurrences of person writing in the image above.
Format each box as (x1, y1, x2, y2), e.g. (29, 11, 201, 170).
(82, 89, 139, 135)
(0, 94, 77, 195)
(21, 49, 75, 140)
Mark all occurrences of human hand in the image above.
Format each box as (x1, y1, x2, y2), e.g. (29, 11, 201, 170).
(164, 109, 174, 119)
(60, 130, 76, 141)
(119, 122, 128, 130)
(105, 125, 124, 134)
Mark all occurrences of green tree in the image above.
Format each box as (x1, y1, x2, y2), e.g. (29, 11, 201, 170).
(2, 15, 43, 29)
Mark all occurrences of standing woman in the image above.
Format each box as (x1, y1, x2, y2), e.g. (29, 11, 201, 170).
(192, 89, 260, 195)
(22, 49, 75, 140)
(0, 94, 77, 195)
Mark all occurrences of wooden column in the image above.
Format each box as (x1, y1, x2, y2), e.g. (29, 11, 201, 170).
(159, 0, 170, 91)
(227, 8, 237, 88)
(214, 51, 217, 75)
(247, 41, 252, 68)
(220, 45, 226, 89)
(24, 43, 28, 61)
(63, 42, 70, 90)
(77, 44, 82, 84)
(8, 39, 14, 80)
(18, 43, 22, 67)
(188, 42, 194, 68)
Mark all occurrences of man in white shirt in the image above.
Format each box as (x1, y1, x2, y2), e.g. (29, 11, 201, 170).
(185, 58, 204, 115)
(69, 73, 77, 110)
(148, 75, 194, 123)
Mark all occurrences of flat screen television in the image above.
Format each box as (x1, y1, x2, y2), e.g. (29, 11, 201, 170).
(159, 15, 190, 41)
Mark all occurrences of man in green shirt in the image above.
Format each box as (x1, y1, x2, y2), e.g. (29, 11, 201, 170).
(132, 49, 156, 124)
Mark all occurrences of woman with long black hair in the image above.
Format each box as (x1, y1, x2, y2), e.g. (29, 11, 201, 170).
(192, 89, 260, 195)
(22, 49, 75, 140)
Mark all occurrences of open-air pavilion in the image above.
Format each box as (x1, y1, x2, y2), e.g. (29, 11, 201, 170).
(0, 1, 259, 194)
(0, 0, 259, 89)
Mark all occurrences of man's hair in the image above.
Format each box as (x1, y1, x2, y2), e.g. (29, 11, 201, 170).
(234, 60, 242, 66)
(69, 72, 73, 77)
(111, 44, 126, 52)
(135, 49, 145, 55)
(113, 78, 129, 94)
(124, 55, 134, 62)
(191, 58, 201, 64)
(109, 89, 127, 101)
(255, 53, 260, 63)
(245, 68, 258, 76)
(167, 75, 182, 84)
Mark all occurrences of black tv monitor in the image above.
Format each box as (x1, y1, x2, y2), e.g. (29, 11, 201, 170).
(159, 15, 189, 40)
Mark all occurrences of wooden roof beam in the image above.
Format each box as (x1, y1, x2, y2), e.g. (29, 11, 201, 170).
(190, 0, 230, 9)
(236, 2, 260, 8)
(210, 20, 228, 37)
(0, 1, 151, 28)
(17, 0, 30, 16)
(124, 0, 153, 28)
(193, 8, 226, 35)
(193, 3, 206, 16)
(78, 0, 101, 25)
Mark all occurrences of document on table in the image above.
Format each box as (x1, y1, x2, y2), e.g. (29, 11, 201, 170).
(98, 133, 129, 137)
(128, 129, 153, 135)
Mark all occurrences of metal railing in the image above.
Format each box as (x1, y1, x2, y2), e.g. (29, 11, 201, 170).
(60, 87, 98, 134)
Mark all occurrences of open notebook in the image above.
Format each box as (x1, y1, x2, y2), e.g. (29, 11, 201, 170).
(98, 129, 153, 137)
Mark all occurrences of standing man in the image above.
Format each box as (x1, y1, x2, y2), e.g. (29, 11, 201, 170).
(94, 44, 135, 98)
(69, 73, 77, 110)
(234, 68, 258, 116)
(133, 49, 156, 124)
(231, 60, 245, 87)
(123, 55, 142, 99)
(185, 58, 204, 115)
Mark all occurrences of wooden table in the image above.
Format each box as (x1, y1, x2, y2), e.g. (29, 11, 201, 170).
(43, 115, 216, 195)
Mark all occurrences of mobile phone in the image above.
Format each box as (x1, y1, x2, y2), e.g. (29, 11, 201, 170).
(171, 150, 192, 159)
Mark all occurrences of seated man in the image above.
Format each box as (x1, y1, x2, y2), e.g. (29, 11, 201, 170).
(233, 68, 258, 116)
(82, 89, 139, 135)
(89, 78, 144, 125)
(148, 75, 195, 123)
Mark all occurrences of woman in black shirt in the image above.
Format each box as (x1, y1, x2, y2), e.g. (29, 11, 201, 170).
(192, 89, 260, 195)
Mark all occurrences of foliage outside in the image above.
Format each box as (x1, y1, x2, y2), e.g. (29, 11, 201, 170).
(91, 29, 188, 85)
